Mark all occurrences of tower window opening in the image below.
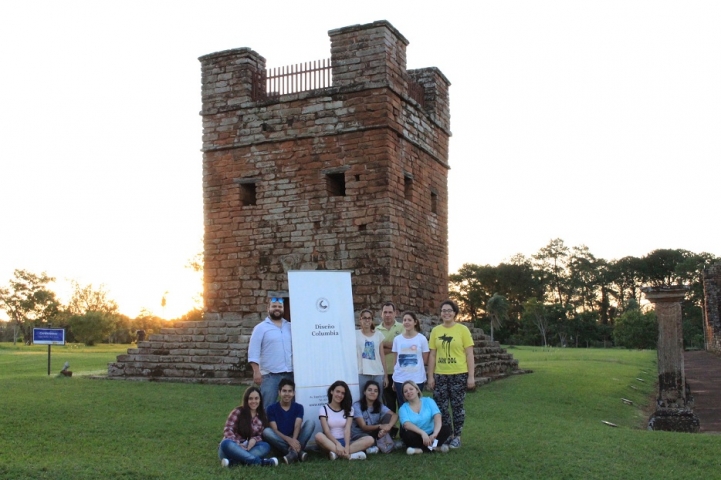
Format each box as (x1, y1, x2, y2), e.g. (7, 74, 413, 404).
(326, 173, 346, 197)
(404, 175, 413, 201)
(239, 182, 257, 206)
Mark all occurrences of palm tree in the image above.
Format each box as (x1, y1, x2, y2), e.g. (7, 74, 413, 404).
(486, 293, 509, 343)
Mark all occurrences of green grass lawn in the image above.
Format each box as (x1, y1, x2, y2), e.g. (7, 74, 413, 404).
(1, 343, 718, 479)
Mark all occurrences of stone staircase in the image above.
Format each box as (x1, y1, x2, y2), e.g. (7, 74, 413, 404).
(469, 327, 527, 385)
(107, 316, 256, 384)
(106, 321, 527, 385)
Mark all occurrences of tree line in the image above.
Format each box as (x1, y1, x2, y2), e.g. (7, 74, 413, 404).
(3, 240, 718, 349)
(449, 239, 718, 349)
(0, 269, 201, 346)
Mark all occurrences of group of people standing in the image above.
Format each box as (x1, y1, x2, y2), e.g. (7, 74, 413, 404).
(218, 297, 475, 467)
(358, 301, 475, 452)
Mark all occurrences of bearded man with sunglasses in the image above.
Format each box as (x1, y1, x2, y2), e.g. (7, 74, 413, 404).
(249, 297, 294, 404)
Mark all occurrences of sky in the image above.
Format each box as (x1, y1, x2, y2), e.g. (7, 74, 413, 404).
(1, 1, 719, 319)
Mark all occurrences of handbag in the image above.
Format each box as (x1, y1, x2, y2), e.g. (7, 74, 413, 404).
(376, 430, 395, 453)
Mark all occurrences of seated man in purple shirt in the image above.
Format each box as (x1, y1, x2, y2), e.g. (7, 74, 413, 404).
(262, 379, 314, 464)
(248, 297, 293, 404)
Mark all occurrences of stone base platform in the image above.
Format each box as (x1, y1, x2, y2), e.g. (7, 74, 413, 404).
(106, 317, 254, 383)
(469, 328, 530, 379)
(104, 321, 528, 386)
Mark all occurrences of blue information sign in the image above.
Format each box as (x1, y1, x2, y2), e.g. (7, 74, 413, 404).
(33, 328, 66, 345)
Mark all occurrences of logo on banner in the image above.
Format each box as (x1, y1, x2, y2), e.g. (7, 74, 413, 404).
(316, 298, 329, 312)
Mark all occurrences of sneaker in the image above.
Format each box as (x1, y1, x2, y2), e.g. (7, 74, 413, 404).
(406, 447, 423, 455)
(349, 452, 366, 460)
(366, 446, 379, 455)
(283, 450, 298, 465)
(220, 458, 230, 468)
(449, 437, 461, 449)
(328, 451, 337, 461)
(262, 457, 279, 467)
(393, 439, 405, 450)
(439, 445, 450, 453)
(298, 450, 308, 462)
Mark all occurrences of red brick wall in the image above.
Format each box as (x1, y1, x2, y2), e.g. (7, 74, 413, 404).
(200, 21, 450, 317)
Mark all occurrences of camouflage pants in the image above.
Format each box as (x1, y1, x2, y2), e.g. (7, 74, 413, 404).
(433, 372, 468, 437)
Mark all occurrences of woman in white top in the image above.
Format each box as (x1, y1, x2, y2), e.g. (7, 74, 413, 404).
(356, 309, 388, 399)
(391, 311, 430, 407)
(315, 380, 374, 460)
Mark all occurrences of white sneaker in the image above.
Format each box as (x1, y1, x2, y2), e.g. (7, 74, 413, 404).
(328, 451, 338, 461)
(439, 444, 450, 453)
(366, 446, 379, 455)
(406, 447, 423, 455)
(220, 458, 230, 468)
(349, 452, 367, 460)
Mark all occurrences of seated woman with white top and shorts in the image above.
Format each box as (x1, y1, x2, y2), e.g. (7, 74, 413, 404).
(314, 380, 374, 460)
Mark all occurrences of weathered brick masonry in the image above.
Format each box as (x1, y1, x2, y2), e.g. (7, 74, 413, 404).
(201, 21, 451, 317)
(703, 263, 721, 355)
(108, 21, 522, 382)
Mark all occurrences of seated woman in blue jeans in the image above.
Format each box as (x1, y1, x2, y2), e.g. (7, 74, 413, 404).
(218, 387, 278, 467)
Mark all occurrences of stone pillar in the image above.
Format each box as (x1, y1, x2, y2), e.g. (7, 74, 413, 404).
(702, 263, 721, 354)
(642, 285, 700, 432)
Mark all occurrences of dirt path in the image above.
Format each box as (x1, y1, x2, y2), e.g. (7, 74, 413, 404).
(684, 350, 721, 433)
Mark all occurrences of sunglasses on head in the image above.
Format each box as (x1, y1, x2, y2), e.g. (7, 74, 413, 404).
(270, 297, 284, 304)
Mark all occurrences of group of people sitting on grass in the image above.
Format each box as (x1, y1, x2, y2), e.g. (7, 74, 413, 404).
(219, 299, 474, 467)
(218, 377, 451, 467)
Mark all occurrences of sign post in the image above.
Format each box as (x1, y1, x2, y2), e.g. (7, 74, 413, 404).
(33, 328, 66, 375)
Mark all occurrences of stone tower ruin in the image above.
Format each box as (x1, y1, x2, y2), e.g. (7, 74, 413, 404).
(200, 20, 451, 320)
(108, 21, 523, 383)
(107, 21, 458, 382)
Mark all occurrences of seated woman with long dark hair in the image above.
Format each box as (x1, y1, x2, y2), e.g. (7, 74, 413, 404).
(398, 380, 451, 455)
(218, 387, 278, 467)
(315, 380, 374, 460)
(351, 380, 399, 453)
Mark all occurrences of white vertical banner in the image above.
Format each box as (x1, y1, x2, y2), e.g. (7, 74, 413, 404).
(288, 270, 359, 429)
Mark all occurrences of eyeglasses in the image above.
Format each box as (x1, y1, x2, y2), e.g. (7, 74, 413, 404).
(360, 316, 373, 321)
(440, 309, 454, 313)
(270, 297, 284, 304)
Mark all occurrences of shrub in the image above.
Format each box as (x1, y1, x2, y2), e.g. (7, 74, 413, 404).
(613, 309, 658, 349)
(68, 311, 116, 346)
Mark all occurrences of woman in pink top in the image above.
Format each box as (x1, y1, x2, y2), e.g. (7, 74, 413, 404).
(315, 380, 374, 460)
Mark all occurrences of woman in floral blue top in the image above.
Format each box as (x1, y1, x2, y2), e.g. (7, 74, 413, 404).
(218, 387, 278, 467)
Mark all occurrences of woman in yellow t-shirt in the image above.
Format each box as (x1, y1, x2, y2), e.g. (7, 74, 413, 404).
(427, 300, 475, 449)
